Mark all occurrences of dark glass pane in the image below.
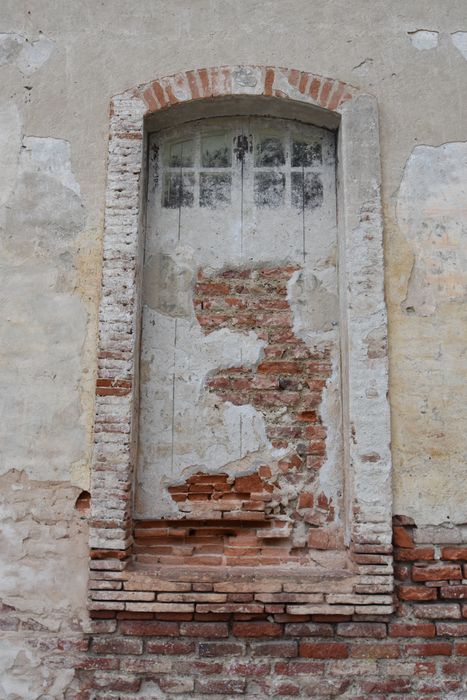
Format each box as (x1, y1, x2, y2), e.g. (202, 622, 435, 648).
(200, 173, 231, 208)
(163, 173, 195, 208)
(255, 134, 285, 167)
(291, 172, 323, 209)
(166, 139, 194, 168)
(201, 133, 231, 167)
(254, 172, 285, 207)
(292, 140, 322, 167)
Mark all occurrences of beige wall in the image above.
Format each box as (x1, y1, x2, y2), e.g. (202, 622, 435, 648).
(1, 1, 466, 694)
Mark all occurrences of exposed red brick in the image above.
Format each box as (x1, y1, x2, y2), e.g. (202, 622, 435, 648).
(151, 80, 168, 108)
(299, 641, 348, 659)
(440, 585, 467, 599)
(198, 641, 244, 657)
(351, 642, 400, 659)
(436, 622, 467, 636)
(195, 678, 246, 694)
(397, 586, 438, 601)
(284, 622, 334, 637)
(250, 640, 298, 657)
(185, 70, 200, 100)
(146, 639, 195, 654)
(91, 637, 142, 655)
(180, 622, 229, 638)
(118, 620, 179, 636)
(441, 546, 467, 560)
(309, 77, 321, 100)
(412, 564, 462, 581)
(389, 623, 436, 638)
(393, 526, 414, 548)
(360, 679, 412, 694)
(405, 642, 452, 656)
(264, 67, 275, 96)
(232, 621, 282, 638)
(337, 622, 386, 638)
(413, 603, 461, 620)
(318, 79, 334, 106)
(394, 546, 435, 561)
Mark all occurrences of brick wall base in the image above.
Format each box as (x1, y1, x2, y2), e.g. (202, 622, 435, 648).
(10, 518, 465, 699)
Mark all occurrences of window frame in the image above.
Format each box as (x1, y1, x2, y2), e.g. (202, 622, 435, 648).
(89, 66, 393, 618)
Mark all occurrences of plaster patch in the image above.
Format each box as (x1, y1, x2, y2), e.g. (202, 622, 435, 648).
(136, 306, 268, 517)
(408, 30, 439, 51)
(0, 470, 88, 627)
(0, 33, 55, 74)
(288, 268, 339, 342)
(397, 142, 467, 316)
(143, 247, 195, 318)
(0, 137, 88, 480)
(451, 31, 467, 60)
(0, 101, 21, 212)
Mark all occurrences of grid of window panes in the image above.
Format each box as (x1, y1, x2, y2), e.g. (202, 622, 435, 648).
(163, 132, 232, 210)
(162, 126, 324, 210)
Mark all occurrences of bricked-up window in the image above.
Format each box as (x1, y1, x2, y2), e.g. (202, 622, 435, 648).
(136, 116, 345, 567)
(91, 67, 392, 619)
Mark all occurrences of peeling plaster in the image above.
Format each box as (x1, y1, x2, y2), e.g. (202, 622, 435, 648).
(137, 287, 270, 517)
(397, 142, 467, 316)
(451, 31, 467, 60)
(0, 470, 87, 699)
(0, 136, 88, 481)
(407, 30, 439, 51)
(0, 33, 55, 75)
(138, 118, 342, 520)
(0, 101, 21, 214)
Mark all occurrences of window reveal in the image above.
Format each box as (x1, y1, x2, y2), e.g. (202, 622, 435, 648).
(137, 116, 342, 566)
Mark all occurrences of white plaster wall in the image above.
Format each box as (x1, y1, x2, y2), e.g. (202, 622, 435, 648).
(1, 1, 467, 695)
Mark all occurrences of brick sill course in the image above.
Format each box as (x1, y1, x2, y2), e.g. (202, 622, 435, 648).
(89, 561, 394, 618)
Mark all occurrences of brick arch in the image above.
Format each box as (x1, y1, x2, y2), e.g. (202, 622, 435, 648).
(130, 65, 359, 116)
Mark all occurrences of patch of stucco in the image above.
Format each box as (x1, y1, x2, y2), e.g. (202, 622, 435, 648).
(451, 31, 467, 60)
(0, 102, 21, 213)
(0, 33, 55, 75)
(407, 30, 439, 51)
(0, 470, 87, 699)
(397, 142, 467, 316)
(391, 142, 467, 527)
(0, 136, 88, 481)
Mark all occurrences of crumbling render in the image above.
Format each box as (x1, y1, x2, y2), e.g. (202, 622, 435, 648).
(134, 265, 341, 567)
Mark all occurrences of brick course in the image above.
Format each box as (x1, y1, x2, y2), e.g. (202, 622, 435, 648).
(68, 519, 467, 697)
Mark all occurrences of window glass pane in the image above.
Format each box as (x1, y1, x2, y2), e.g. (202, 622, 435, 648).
(291, 172, 323, 209)
(166, 139, 194, 168)
(200, 173, 231, 208)
(201, 132, 231, 167)
(254, 172, 285, 207)
(162, 173, 195, 208)
(292, 140, 322, 168)
(255, 133, 285, 167)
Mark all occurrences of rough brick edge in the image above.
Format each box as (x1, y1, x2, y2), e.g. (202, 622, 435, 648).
(89, 65, 392, 616)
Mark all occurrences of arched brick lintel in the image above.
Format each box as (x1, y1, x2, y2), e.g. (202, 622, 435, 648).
(128, 65, 360, 117)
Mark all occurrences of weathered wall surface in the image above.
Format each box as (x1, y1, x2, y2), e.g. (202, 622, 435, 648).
(1, 0, 466, 697)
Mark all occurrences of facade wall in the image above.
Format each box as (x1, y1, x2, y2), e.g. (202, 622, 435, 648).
(1, 1, 466, 697)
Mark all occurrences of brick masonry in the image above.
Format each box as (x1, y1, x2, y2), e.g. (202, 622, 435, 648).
(85, 63, 396, 700)
(18, 518, 461, 697)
